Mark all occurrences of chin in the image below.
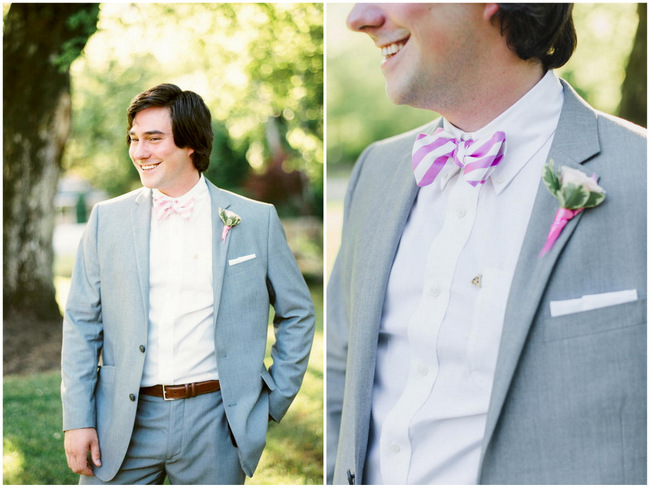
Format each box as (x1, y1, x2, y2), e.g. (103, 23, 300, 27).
(385, 82, 413, 107)
(139, 175, 158, 190)
(386, 74, 438, 111)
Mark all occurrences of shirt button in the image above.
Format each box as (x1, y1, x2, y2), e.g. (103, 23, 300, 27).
(129, 394, 136, 401)
(456, 207, 467, 219)
(417, 363, 429, 376)
(431, 286, 441, 297)
(139, 345, 146, 353)
(390, 443, 400, 453)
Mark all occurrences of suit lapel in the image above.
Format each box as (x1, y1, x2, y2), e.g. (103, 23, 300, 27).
(206, 180, 232, 327)
(480, 81, 601, 465)
(132, 188, 152, 318)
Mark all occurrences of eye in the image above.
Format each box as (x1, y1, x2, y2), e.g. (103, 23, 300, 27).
(129, 138, 138, 144)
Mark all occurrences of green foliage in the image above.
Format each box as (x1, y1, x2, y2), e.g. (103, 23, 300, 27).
(542, 161, 561, 198)
(618, 3, 646, 127)
(557, 4, 639, 115)
(205, 122, 251, 192)
(65, 3, 322, 216)
(3, 372, 71, 484)
(561, 184, 590, 210)
(54, 5, 100, 73)
(583, 189, 606, 208)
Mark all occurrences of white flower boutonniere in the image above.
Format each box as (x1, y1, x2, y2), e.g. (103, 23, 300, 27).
(218, 208, 242, 241)
(539, 160, 606, 256)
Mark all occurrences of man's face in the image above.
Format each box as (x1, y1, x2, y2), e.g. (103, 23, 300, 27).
(346, 3, 490, 112)
(128, 106, 197, 197)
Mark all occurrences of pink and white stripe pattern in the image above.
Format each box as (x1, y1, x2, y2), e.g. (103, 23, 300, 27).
(153, 195, 195, 221)
(412, 127, 506, 187)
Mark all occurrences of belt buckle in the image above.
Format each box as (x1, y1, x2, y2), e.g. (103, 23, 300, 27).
(161, 385, 175, 401)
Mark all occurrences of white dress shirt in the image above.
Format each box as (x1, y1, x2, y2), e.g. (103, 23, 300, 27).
(365, 71, 564, 484)
(141, 175, 219, 387)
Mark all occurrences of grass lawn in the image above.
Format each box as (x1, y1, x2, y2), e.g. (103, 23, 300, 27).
(4, 371, 70, 485)
(3, 285, 323, 485)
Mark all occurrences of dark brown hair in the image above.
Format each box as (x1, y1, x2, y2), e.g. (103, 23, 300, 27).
(494, 4, 577, 70)
(127, 84, 213, 172)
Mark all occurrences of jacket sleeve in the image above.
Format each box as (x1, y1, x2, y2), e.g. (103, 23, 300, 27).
(61, 205, 103, 431)
(265, 205, 316, 422)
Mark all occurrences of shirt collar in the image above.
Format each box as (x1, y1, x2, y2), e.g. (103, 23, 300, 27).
(441, 71, 564, 194)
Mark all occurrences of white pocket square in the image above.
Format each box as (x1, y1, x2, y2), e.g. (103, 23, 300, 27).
(550, 289, 638, 317)
(228, 253, 256, 266)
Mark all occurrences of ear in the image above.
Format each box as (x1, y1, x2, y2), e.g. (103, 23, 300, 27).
(187, 148, 195, 157)
(483, 3, 500, 22)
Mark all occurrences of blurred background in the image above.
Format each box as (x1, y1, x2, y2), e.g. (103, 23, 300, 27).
(3, 3, 323, 485)
(326, 3, 647, 277)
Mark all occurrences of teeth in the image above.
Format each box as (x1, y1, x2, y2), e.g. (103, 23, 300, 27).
(141, 164, 159, 170)
(381, 42, 405, 58)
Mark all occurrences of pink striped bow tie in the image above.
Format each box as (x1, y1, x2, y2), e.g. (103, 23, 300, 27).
(412, 127, 506, 187)
(153, 195, 195, 221)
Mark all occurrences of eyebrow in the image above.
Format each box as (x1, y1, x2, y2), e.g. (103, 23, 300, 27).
(128, 129, 166, 136)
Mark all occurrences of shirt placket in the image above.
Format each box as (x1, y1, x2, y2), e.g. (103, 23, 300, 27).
(379, 176, 482, 484)
(159, 215, 182, 385)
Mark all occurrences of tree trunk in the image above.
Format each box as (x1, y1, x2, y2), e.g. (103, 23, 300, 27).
(3, 4, 99, 319)
(618, 3, 647, 127)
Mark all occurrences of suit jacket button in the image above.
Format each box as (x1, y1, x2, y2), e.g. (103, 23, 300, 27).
(129, 394, 136, 401)
(139, 345, 145, 353)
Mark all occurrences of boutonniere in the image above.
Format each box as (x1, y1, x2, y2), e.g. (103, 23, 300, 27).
(539, 160, 606, 256)
(218, 208, 241, 241)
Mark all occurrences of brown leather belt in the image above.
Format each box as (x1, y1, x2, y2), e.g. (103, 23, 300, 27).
(140, 380, 220, 401)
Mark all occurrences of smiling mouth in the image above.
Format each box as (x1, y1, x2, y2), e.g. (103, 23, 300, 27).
(381, 40, 407, 63)
(140, 162, 161, 171)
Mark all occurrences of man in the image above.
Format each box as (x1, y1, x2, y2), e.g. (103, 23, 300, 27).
(62, 83, 315, 484)
(328, 4, 645, 485)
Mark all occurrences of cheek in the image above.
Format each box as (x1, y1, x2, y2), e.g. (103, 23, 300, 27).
(398, 3, 430, 19)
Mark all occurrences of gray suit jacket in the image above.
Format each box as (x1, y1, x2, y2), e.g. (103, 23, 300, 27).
(62, 179, 315, 481)
(327, 81, 646, 484)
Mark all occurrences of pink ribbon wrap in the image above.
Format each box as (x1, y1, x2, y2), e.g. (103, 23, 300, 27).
(539, 207, 583, 257)
(221, 225, 231, 241)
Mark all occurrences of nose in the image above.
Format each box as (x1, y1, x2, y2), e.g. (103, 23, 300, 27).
(131, 141, 150, 161)
(346, 4, 385, 33)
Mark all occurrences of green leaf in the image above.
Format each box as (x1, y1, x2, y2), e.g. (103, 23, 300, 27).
(583, 191, 606, 208)
(561, 183, 590, 209)
(542, 160, 561, 198)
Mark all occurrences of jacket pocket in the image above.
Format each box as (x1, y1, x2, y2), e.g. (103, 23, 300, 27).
(543, 298, 646, 342)
(96, 365, 115, 394)
(261, 369, 277, 391)
(226, 257, 261, 277)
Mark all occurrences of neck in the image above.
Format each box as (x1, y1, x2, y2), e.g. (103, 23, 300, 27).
(441, 62, 545, 133)
(158, 173, 201, 198)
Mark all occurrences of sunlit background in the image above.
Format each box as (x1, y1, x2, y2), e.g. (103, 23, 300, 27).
(67, 3, 322, 217)
(326, 3, 645, 277)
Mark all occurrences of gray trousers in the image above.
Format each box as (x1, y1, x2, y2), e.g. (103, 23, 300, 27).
(80, 390, 245, 485)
